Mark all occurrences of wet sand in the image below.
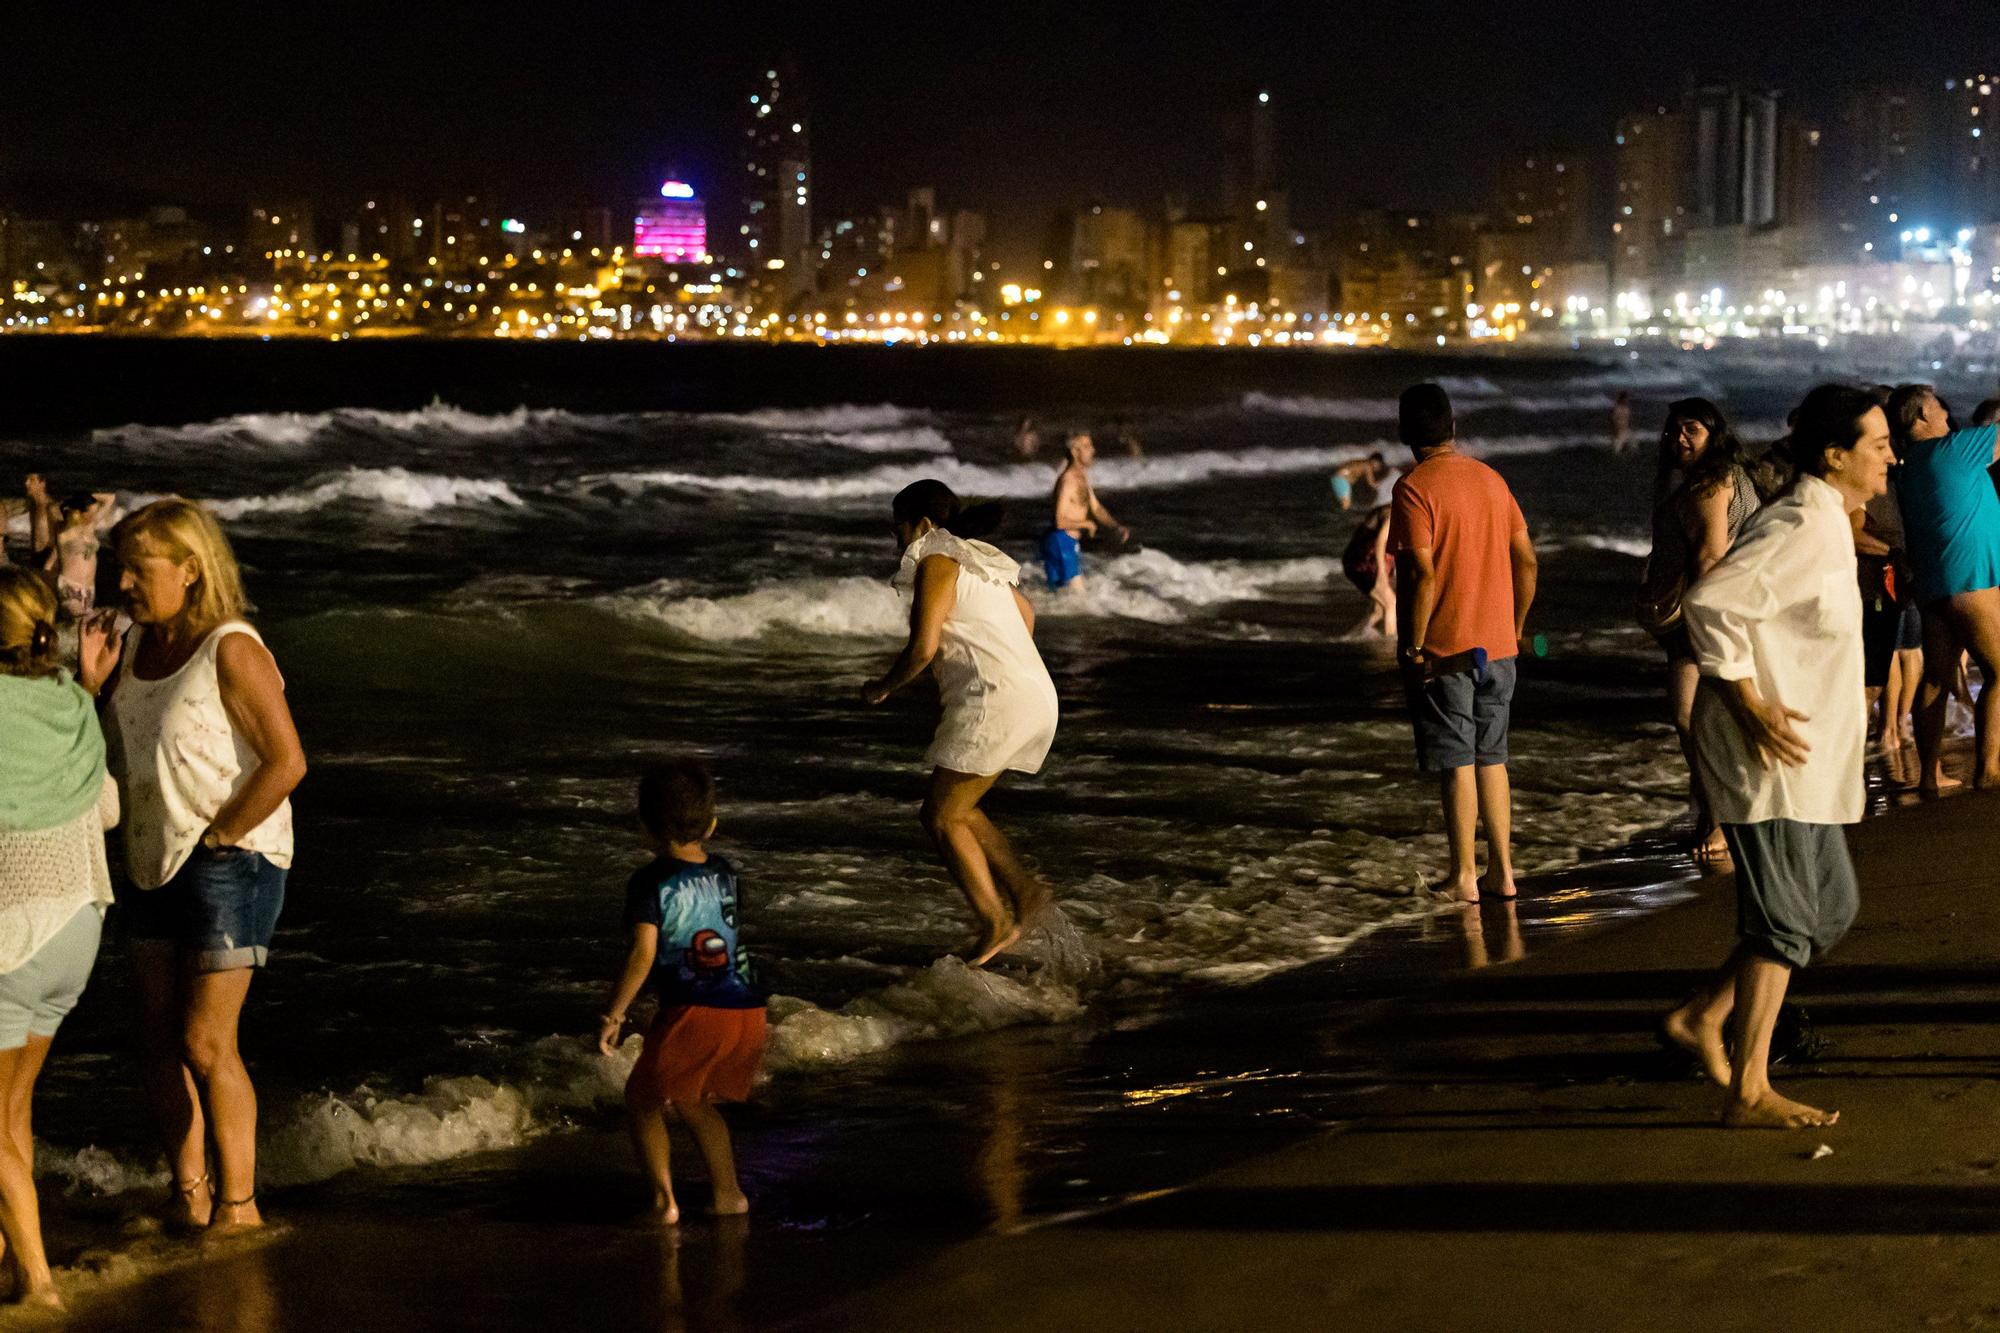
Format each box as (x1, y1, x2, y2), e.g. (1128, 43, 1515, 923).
(40, 774, 1995, 1329)
(805, 780, 2000, 1331)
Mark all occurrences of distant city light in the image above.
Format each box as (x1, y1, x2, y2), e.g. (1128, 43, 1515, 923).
(660, 181, 695, 199)
(501, 219, 526, 234)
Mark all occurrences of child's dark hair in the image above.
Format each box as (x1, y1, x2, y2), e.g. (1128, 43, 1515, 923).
(638, 761, 717, 843)
(892, 479, 1005, 540)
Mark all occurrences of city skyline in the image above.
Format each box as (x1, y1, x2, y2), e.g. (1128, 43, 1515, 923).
(9, 1, 2000, 251)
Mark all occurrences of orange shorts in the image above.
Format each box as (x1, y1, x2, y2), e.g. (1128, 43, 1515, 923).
(627, 1005, 767, 1107)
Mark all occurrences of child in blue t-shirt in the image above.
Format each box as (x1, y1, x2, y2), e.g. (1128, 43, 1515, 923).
(596, 761, 764, 1223)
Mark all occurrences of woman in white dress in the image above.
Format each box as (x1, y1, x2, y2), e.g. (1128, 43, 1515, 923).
(862, 481, 1060, 966)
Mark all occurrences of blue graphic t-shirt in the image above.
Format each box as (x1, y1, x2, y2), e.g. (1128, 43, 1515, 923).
(622, 855, 761, 1009)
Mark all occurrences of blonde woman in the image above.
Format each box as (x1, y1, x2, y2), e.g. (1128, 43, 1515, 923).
(82, 499, 306, 1230)
(0, 570, 117, 1308)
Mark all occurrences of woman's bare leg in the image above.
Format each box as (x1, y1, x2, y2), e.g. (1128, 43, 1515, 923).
(1915, 604, 1963, 794)
(966, 810, 1050, 926)
(0, 1041, 57, 1306)
(135, 945, 211, 1227)
(180, 969, 260, 1227)
(921, 769, 1016, 964)
(1668, 658, 1726, 860)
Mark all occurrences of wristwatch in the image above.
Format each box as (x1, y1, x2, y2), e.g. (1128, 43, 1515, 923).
(200, 828, 225, 851)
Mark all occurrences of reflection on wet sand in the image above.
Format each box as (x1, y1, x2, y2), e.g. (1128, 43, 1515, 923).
(656, 1214, 748, 1333)
(1446, 900, 1526, 971)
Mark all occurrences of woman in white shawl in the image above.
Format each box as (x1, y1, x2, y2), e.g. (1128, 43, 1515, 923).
(862, 481, 1060, 966)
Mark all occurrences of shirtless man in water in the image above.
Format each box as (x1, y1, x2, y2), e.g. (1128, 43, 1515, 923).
(1041, 433, 1129, 589)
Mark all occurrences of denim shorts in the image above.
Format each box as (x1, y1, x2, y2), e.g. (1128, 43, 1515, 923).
(0, 904, 103, 1049)
(1407, 656, 1518, 771)
(121, 845, 287, 971)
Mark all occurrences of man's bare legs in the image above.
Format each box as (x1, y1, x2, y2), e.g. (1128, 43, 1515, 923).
(1437, 766, 1479, 901)
(1723, 952, 1836, 1128)
(1916, 604, 1966, 794)
(920, 768, 1017, 964)
(1663, 946, 1738, 1088)
(1474, 762, 1516, 898)
(1947, 587, 2000, 787)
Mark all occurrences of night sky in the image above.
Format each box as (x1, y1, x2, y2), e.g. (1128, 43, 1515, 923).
(7, 0, 2000, 258)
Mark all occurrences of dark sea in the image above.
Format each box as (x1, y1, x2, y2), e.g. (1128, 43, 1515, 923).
(0, 338, 1972, 1297)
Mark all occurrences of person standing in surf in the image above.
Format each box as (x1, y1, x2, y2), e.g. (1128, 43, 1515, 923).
(1042, 433, 1128, 590)
(83, 499, 306, 1229)
(1662, 385, 1889, 1129)
(862, 481, 1059, 966)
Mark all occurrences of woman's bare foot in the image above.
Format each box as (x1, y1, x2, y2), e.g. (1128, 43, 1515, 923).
(210, 1196, 263, 1231)
(968, 922, 1021, 967)
(169, 1174, 213, 1230)
(9, 1284, 61, 1311)
(1920, 771, 1965, 796)
(651, 1192, 681, 1226)
(1010, 879, 1053, 930)
(1662, 1006, 1732, 1087)
(1722, 1090, 1838, 1129)
(709, 1189, 750, 1217)
(1477, 870, 1517, 900)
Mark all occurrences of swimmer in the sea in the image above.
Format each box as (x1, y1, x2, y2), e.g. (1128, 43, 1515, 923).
(38, 489, 119, 619)
(1042, 433, 1128, 590)
(1330, 453, 1394, 511)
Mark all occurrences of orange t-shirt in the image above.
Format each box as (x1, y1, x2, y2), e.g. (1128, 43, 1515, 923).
(1386, 451, 1528, 660)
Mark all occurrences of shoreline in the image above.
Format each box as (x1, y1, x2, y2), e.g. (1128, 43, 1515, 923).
(33, 806, 1712, 1328)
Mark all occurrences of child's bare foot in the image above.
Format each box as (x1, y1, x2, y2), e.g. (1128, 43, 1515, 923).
(709, 1189, 750, 1217)
(1722, 1090, 1838, 1129)
(1477, 870, 1517, 900)
(968, 923, 1020, 967)
(651, 1192, 681, 1225)
(1662, 1006, 1732, 1087)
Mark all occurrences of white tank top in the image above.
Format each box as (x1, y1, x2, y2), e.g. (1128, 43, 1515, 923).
(108, 621, 295, 890)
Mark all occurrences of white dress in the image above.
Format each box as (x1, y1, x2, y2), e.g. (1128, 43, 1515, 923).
(894, 530, 1059, 776)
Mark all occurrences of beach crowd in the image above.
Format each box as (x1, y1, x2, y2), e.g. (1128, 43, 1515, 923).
(0, 375, 1997, 1303)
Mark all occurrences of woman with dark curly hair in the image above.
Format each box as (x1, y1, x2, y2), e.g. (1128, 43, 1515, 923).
(1637, 397, 1760, 864)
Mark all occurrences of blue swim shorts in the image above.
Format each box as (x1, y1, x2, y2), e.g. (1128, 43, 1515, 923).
(1331, 474, 1354, 504)
(1406, 655, 1517, 771)
(1040, 527, 1083, 589)
(121, 845, 287, 971)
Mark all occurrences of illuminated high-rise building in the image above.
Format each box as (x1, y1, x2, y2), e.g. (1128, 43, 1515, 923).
(741, 63, 813, 299)
(634, 180, 707, 261)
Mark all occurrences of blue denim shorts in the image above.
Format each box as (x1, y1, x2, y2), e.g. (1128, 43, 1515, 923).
(1407, 655, 1518, 771)
(121, 845, 287, 971)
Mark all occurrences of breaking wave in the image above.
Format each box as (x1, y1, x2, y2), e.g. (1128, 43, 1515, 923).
(209, 467, 526, 518)
(583, 432, 1598, 504)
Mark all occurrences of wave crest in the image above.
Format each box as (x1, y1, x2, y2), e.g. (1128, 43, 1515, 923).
(210, 467, 526, 519)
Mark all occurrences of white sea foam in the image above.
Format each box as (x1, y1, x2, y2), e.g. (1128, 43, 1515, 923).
(94, 402, 567, 452)
(1565, 533, 1652, 558)
(583, 432, 1595, 504)
(707, 403, 925, 433)
(601, 550, 1340, 642)
(210, 467, 526, 519)
(765, 956, 1084, 1070)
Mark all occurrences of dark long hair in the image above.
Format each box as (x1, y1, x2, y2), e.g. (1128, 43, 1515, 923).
(1656, 397, 1746, 500)
(892, 479, 1005, 540)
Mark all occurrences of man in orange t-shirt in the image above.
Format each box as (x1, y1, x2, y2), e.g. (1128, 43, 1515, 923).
(1387, 383, 1539, 903)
